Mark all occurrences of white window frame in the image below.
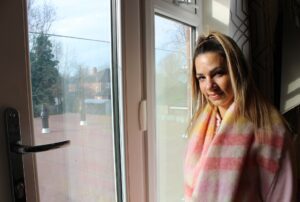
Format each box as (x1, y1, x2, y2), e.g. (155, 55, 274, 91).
(143, 0, 202, 201)
(121, 0, 147, 202)
(119, 0, 202, 201)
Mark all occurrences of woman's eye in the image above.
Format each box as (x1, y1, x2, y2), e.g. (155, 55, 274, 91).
(197, 76, 205, 81)
(214, 71, 225, 77)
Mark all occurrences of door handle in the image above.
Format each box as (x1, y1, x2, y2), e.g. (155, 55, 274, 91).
(5, 107, 71, 154)
(4, 107, 71, 202)
(11, 140, 70, 154)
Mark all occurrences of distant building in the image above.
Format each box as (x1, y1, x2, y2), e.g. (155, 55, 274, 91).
(67, 68, 111, 100)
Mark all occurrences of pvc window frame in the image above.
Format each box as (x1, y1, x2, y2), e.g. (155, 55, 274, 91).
(143, 0, 202, 201)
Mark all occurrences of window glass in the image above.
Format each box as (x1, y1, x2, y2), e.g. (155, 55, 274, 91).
(27, 0, 118, 201)
(155, 15, 193, 202)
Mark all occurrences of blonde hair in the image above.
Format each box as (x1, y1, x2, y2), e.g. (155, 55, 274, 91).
(189, 31, 278, 141)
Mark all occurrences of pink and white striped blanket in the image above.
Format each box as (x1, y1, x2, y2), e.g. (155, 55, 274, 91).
(184, 103, 295, 202)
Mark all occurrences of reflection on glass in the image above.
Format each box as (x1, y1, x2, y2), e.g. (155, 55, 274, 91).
(27, 0, 116, 201)
(155, 15, 192, 202)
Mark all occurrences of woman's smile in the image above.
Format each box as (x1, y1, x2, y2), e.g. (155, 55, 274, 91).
(195, 52, 234, 116)
(208, 92, 223, 100)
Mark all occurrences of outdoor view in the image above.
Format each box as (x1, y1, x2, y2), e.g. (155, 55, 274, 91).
(27, 0, 116, 201)
(155, 15, 193, 202)
(27, 0, 193, 201)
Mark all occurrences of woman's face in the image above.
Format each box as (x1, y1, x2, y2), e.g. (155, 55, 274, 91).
(195, 52, 234, 112)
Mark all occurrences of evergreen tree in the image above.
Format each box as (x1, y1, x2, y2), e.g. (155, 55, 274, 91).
(30, 33, 60, 116)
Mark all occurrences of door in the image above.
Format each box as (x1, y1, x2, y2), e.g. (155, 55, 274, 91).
(0, 0, 123, 201)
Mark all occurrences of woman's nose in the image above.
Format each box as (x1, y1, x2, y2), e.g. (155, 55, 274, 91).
(206, 78, 216, 90)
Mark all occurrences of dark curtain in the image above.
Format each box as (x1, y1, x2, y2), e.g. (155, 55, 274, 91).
(229, 0, 282, 106)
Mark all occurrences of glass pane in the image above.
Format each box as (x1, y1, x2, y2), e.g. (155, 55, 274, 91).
(155, 15, 193, 202)
(27, 0, 117, 201)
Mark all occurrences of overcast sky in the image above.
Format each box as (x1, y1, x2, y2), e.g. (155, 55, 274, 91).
(29, 0, 189, 75)
(30, 0, 112, 75)
(50, 0, 111, 41)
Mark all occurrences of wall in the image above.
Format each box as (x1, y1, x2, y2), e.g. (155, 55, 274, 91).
(202, 0, 230, 34)
(280, 2, 300, 113)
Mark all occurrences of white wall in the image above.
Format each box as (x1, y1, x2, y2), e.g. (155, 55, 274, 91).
(202, 0, 230, 34)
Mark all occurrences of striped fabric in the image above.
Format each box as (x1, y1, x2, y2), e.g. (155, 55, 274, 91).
(184, 103, 294, 202)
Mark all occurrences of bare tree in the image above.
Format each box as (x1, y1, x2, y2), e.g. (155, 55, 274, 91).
(27, 0, 56, 33)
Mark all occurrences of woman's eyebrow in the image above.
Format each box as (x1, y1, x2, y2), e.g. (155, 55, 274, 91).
(209, 66, 226, 75)
(196, 73, 204, 78)
(196, 66, 226, 77)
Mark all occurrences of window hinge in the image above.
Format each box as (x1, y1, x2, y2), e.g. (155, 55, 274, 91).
(139, 100, 147, 131)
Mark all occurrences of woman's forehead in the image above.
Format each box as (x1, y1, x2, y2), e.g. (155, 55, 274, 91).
(195, 52, 226, 73)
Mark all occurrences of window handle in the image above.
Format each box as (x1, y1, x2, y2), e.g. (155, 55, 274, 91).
(11, 140, 70, 154)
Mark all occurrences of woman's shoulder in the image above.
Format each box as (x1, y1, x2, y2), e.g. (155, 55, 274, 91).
(268, 105, 292, 135)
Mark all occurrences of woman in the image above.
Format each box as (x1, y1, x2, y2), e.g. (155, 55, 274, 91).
(184, 32, 296, 202)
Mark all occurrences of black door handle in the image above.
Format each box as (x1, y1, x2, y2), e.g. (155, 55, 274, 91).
(11, 140, 70, 154)
(4, 107, 71, 155)
(4, 107, 71, 202)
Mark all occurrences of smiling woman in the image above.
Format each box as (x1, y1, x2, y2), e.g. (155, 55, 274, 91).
(195, 51, 233, 118)
(184, 31, 297, 202)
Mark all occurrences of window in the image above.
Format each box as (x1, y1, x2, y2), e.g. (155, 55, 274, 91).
(154, 15, 194, 201)
(26, 0, 123, 201)
(144, 1, 200, 201)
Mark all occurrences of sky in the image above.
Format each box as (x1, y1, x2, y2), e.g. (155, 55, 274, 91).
(29, 0, 190, 76)
(50, 0, 111, 42)
(30, 0, 112, 75)
(154, 15, 191, 71)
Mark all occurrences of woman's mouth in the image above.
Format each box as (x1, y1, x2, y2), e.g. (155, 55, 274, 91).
(208, 93, 223, 100)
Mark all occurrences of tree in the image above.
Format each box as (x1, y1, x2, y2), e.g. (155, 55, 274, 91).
(30, 33, 60, 116)
(27, 0, 63, 116)
(27, 0, 56, 34)
(156, 53, 188, 107)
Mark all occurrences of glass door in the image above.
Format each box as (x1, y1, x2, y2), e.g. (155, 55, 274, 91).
(154, 15, 194, 202)
(27, 0, 120, 201)
(0, 0, 122, 201)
